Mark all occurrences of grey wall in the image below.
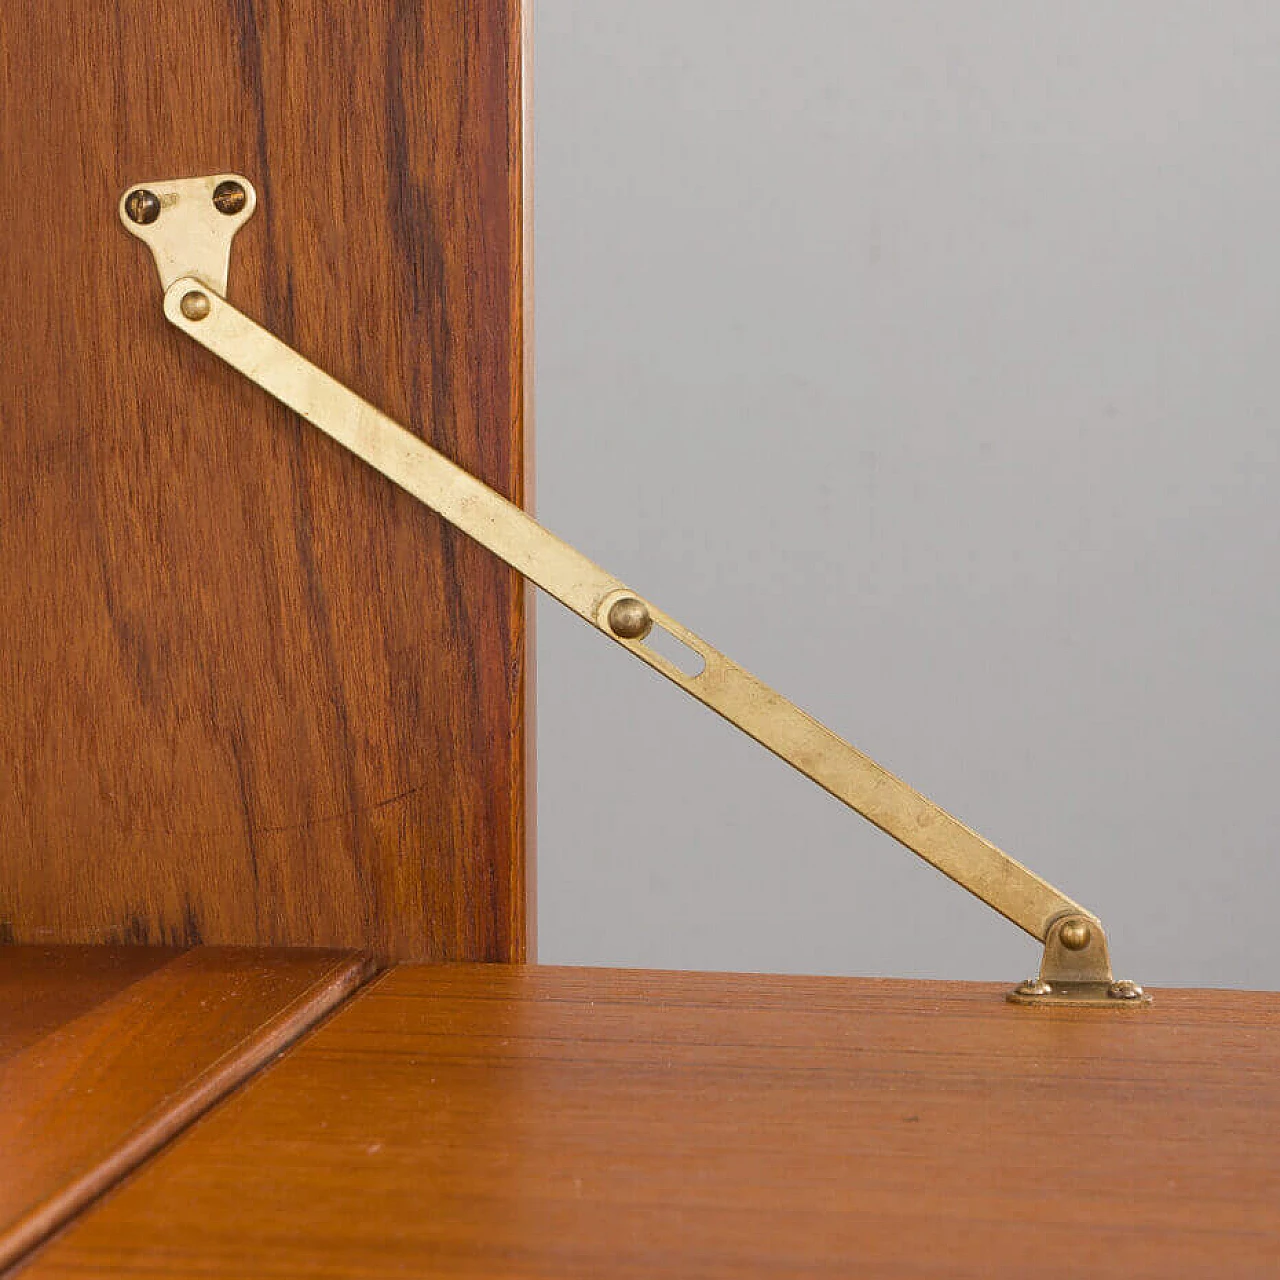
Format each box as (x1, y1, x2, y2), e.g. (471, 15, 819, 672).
(531, 1, 1280, 987)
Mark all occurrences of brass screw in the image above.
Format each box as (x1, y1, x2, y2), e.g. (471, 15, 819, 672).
(1107, 980, 1145, 1001)
(212, 180, 247, 216)
(180, 291, 212, 321)
(1059, 918, 1092, 951)
(124, 188, 161, 225)
(607, 596, 653, 641)
(1014, 978, 1052, 998)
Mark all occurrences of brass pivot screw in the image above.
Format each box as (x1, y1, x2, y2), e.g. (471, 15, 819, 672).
(180, 291, 212, 322)
(1059, 918, 1093, 951)
(124, 188, 161, 225)
(1014, 978, 1052, 997)
(212, 180, 247, 216)
(1107, 980, 1146, 1001)
(607, 596, 653, 641)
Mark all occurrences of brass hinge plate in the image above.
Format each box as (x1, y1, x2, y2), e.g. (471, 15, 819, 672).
(119, 175, 256, 296)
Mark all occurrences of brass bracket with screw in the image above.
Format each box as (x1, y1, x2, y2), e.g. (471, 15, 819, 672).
(1007, 914, 1150, 1006)
(119, 174, 256, 298)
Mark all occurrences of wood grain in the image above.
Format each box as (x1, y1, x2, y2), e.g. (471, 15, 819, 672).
(0, 946, 370, 1271)
(0, 0, 531, 961)
(0, 946, 179, 1063)
(21, 966, 1280, 1278)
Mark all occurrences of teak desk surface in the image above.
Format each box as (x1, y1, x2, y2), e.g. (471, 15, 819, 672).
(0, 946, 370, 1271)
(13, 962, 1280, 1279)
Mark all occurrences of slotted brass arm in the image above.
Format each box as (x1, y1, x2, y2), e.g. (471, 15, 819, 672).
(120, 174, 1147, 1005)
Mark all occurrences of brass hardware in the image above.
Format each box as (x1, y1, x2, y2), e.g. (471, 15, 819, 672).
(1013, 978, 1052, 998)
(179, 291, 212, 322)
(1006, 914, 1151, 1006)
(607, 597, 653, 641)
(121, 175, 1150, 1005)
(124, 188, 161, 226)
(1059, 919, 1092, 951)
(211, 180, 248, 216)
(118, 173, 256, 296)
(1108, 979, 1147, 1002)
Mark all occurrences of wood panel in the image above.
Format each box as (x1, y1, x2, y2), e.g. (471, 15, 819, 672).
(0, 1, 531, 961)
(20, 966, 1280, 1278)
(0, 946, 179, 1063)
(0, 946, 370, 1272)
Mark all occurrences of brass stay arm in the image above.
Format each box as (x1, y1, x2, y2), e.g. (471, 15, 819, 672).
(120, 175, 1147, 1005)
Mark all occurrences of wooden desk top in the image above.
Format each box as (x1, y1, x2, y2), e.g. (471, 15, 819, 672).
(1, 946, 370, 1271)
(0, 946, 179, 1063)
(20, 965, 1280, 1278)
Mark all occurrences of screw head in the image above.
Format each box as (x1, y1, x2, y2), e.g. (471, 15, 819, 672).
(1015, 978, 1052, 998)
(124, 188, 161, 225)
(607, 596, 653, 641)
(212, 180, 247, 216)
(1059, 918, 1093, 951)
(180, 291, 212, 321)
(1107, 979, 1145, 1001)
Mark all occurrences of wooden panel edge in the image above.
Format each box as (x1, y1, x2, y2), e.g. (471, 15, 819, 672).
(0, 949, 374, 1273)
(516, 0, 537, 963)
(0, 947, 183, 1066)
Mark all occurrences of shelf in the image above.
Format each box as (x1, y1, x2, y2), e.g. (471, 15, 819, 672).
(16, 963, 1280, 1278)
(0, 945, 371, 1269)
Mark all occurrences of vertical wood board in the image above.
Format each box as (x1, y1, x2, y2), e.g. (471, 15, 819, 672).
(0, 1, 531, 960)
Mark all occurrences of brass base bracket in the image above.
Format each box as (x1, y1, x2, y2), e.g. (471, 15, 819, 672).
(1007, 914, 1151, 1006)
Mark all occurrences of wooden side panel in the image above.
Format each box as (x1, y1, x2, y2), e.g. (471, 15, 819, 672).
(0, 2, 530, 960)
(0, 946, 370, 1272)
(20, 967, 1280, 1279)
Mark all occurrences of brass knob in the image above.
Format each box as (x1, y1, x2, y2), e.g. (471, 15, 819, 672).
(607, 597, 652, 641)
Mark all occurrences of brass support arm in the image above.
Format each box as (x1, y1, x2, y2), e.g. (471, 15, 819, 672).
(120, 174, 1148, 1006)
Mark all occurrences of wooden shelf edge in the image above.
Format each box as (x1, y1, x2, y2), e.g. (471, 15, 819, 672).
(0, 947, 376, 1273)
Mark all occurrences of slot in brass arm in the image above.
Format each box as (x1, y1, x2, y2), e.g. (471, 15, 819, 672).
(120, 174, 1148, 1006)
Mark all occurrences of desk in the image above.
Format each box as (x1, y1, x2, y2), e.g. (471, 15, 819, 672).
(15, 964, 1280, 1277)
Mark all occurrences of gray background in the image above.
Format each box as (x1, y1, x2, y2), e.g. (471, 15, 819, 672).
(531, 1, 1280, 986)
